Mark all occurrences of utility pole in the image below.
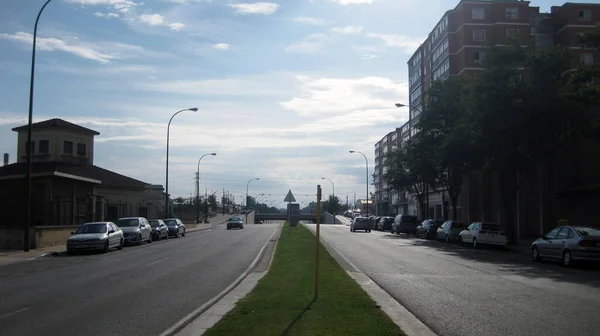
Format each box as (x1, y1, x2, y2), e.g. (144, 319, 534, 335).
(222, 188, 225, 215)
(346, 194, 349, 209)
(353, 192, 356, 209)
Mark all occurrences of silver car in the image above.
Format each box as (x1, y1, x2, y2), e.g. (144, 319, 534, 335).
(227, 216, 244, 230)
(532, 226, 600, 267)
(351, 217, 371, 232)
(67, 222, 124, 254)
(117, 217, 152, 246)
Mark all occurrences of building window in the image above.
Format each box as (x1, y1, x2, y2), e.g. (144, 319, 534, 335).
(505, 7, 518, 19)
(581, 53, 594, 65)
(64, 141, 73, 155)
(39, 140, 49, 154)
(474, 51, 486, 63)
(77, 143, 86, 156)
(473, 29, 486, 42)
(472, 8, 485, 20)
(579, 9, 591, 21)
(507, 28, 520, 38)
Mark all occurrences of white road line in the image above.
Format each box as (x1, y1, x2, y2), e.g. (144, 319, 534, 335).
(0, 307, 29, 320)
(144, 257, 170, 267)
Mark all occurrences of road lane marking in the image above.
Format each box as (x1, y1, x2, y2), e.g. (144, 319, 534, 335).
(145, 257, 170, 267)
(0, 307, 29, 320)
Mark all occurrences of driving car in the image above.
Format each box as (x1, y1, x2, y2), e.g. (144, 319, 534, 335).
(163, 218, 186, 238)
(66, 222, 124, 254)
(117, 217, 152, 245)
(351, 216, 371, 232)
(227, 216, 244, 230)
(149, 219, 169, 241)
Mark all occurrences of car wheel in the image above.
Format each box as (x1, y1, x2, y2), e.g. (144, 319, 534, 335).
(472, 238, 478, 249)
(182, 229, 186, 237)
(531, 246, 541, 262)
(103, 241, 110, 253)
(241, 226, 244, 229)
(458, 235, 463, 245)
(138, 234, 143, 245)
(175, 231, 179, 238)
(562, 250, 572, 267)
(147, 234, 153, 243)
(117, 238, 124, 250)
(367, 229, 371, 233)
(390, 227, 395, 234)
(445, 234, 450, 243)
(227, 226, 231, 230)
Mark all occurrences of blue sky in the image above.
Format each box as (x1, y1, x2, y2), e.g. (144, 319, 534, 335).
(0, 0, 592, 208)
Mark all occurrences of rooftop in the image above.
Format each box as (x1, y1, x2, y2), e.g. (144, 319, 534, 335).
(12, 118, 100, 136)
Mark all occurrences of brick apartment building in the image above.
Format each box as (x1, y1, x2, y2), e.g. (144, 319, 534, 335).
(374, 0, 600, 239)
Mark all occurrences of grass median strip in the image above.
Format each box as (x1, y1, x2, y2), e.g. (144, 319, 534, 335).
(204, 223, 405, 336)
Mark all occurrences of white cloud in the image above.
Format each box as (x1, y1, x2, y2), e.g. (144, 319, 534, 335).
(93, 12, 120, 18)
(168, 23, 186, 31)
(280, 75, 409, 117)
(67, 0, 139, 13)
(362, 54, 377, 60)
(0, 32, 116, 64)
(139, 13, 165, 26)
(331, 25, 363, 35)
(331, 0, 374, 4)
(227, 2, 279, 15)
(213, 43, 231, 51)
(291, 16, 326, 25)
(366, 33, 423, 52)
(285, 33, 332, 54)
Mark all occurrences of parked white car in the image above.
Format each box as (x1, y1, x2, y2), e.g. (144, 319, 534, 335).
(117, 217, 152, 246)
(459, 222, 508, 248)
(67, 222, 124, 254)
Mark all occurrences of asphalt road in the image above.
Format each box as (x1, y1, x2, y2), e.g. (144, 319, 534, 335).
(0, 222, 279, 336)
(305, 223, 600, 336)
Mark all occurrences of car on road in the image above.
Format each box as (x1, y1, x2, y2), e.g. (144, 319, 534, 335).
(391, 214, 418, 235)
(351, 216, 371, 232)
(149, 219, 169, 241)
(436, 220, 468, 243)
(67, 222, 124, 254)
(117, 217, 153, 245)
(163, 218, 186, 237)
(531, 226, 600, 267)
(459, 222, 507, 248)
(227, 216, 244, 230)
(377, 216, 395, 231)
(416, 219, 443, 240)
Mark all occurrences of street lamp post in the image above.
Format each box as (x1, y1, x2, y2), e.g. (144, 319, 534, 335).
(245, 178, 259, 223)
(165, 108, 198, 218)
(349, 150, 369, 217)
(196, 153, 216, 223)
(24, 0, 53, 252)
(321, 177, 335, 224)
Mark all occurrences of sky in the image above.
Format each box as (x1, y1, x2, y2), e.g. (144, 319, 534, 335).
(0, 0, 592, 208)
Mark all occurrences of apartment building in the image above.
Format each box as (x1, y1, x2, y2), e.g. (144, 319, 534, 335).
(373, 0, 600, 236)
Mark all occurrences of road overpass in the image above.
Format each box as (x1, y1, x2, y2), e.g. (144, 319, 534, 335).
(254, 212, 335, 224)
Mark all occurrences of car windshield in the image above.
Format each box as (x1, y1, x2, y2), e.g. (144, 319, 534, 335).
(75, 223, 107, 234)
(575, 227, 600, 237)
(356, 218, 369, 224)
(384, 217, 394, 224)
(229, 217, 241, 221)
(403, 216, 418, 224)
(148, 220, 160, 227)
(452, 222, 467, 229)
(117, 219, 139, 227)
(163, 220, 177, 226)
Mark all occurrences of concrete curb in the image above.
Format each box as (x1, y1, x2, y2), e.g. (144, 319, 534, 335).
(159, 224, 282, 336)
(302, 223, 438, 336)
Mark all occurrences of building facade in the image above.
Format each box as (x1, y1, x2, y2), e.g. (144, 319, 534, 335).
(373, 0, 600, 238)
(0, 119, 166, 249)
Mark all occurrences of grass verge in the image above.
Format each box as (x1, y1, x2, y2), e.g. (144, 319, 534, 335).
(204, 223, 405, 336)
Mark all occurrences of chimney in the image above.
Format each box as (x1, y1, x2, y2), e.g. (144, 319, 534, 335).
(3, 153, 8, 166)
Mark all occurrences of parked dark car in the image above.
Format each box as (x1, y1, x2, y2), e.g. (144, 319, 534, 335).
(391, 214, 419, 235)
(163, 218, 186, 238)
(351, 217, 371, 232)
(377, 217, 395, 231)
(416, 219, 443, 240)
(149, 219, 168, 241)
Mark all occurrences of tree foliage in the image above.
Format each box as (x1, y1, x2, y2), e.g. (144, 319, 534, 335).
(323, 194, 342, 214)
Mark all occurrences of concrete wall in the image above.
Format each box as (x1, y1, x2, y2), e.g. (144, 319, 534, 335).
(321, 212, 335, 224)
(33, 225, 79, 249)
(17, 128, 95, 164)
(246, 211, 255, 224)
(0, 227, 25, 249)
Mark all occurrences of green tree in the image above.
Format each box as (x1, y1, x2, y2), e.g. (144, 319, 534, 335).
(470, 43, 585, 242)
(323, 194, 342, 215)
(418, 76, 479, 220)
(208, 194, 218, 213)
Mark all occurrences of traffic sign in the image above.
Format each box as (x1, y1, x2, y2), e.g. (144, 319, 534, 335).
(283, 190, 296, 203)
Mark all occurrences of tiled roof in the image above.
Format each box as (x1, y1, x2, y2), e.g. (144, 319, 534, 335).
(0, 162, 149, 189)
(12, 118, 100, 136)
